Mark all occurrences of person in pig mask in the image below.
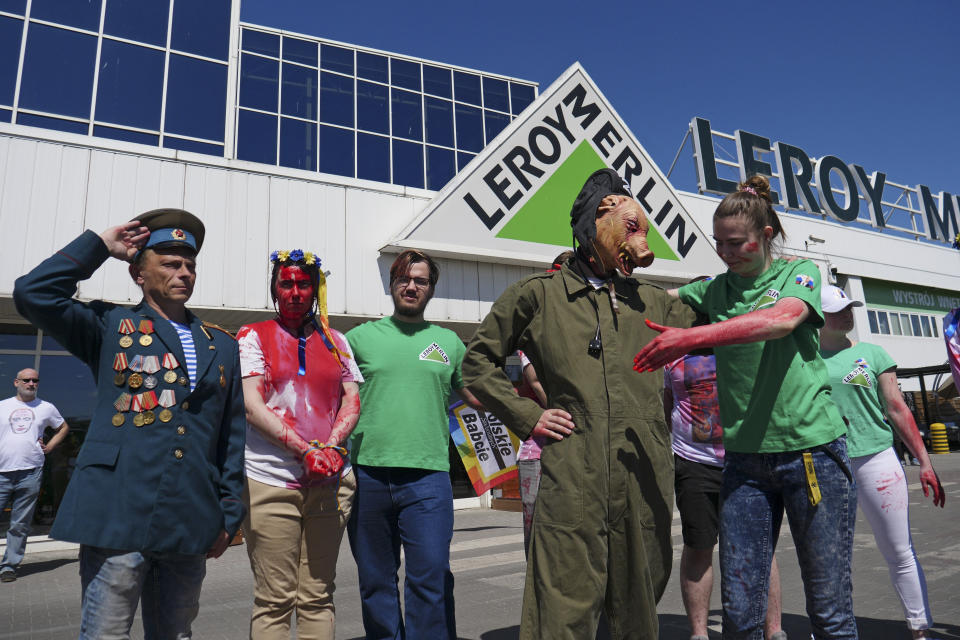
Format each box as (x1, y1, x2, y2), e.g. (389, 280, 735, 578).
(463, 168, 695, 639)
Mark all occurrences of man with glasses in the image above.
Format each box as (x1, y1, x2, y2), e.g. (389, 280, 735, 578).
(0, 369, 69, 582)
(345, 249, 479, 640)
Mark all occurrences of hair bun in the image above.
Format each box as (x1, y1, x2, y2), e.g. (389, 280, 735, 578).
(742, 175, 772, 202)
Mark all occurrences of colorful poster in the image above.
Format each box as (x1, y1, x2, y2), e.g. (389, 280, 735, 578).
(944, 308, 960, 393)
(448, 401, 521, 495)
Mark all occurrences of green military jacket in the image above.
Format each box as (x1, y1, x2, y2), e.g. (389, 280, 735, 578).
(463, 260, 695, 443)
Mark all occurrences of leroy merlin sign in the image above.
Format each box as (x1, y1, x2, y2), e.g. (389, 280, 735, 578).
(389, 63, 723, 277)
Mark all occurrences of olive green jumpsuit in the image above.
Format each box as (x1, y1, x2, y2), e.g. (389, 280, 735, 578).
(463, 261, 694, 640)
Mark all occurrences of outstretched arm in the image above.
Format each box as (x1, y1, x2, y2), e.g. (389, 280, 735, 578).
(879, 371, 945, 507)
(634, 297, 810, 372)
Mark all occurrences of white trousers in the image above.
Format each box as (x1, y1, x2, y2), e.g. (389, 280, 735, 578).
(852, 447, 932, 630)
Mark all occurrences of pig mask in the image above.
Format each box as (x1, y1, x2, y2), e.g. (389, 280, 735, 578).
(570, 168, 654, 276)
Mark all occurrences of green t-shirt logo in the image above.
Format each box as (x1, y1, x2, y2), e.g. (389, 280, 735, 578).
(750, 288, 780, 311)
(842, 366, 872, 388)
(420, 342, 450, 365)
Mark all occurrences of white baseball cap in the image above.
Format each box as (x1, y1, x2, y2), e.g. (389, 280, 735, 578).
(821, 285, 864, 313)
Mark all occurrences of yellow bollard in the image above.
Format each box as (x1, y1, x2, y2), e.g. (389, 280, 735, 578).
(929, 423, 950, 454)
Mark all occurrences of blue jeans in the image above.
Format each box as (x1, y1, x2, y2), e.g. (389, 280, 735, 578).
(79, 545, 206, 640)
(0, 466, 43, 570)
(720, 437, 857, 640)
(348, 465, 456, 640)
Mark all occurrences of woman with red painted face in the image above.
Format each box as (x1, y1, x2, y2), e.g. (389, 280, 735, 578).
(237, 249, 363, 640)
(634, 176, 857, 639)
(819, 284, 944, 639)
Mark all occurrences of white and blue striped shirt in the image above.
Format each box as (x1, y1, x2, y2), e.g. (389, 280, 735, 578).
(170, 321, 197, 392)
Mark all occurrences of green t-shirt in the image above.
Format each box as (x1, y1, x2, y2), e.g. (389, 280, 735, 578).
(346, 316, 465, 471)
(678, 258, 846, 453)
(820, 342, 897, 458)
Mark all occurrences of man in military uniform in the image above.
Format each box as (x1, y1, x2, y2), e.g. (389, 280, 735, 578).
(463, 169, 695, 640)
(13, 209, 245, 638)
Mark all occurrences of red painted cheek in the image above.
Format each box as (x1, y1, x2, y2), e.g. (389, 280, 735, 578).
(744, 241, 760, 253)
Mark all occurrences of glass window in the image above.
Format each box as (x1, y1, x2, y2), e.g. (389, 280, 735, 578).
(318, 125, 353, 178)
(900, 313, 913, 336)
(319, 71, 353, 127)
(40, 332, 65, 350)
(279, 117, 316, 171)
(357, 132, 389, 183)
(321, 44, 354, 75)
(391, 88, 422, 141)
(104, 0, 169, 47)
(38, 354, 97, 421)
(163, 135, 222, 156)
(457, 151, 475, 172)
(455, 103, 482, 152)
(19, 24, 96, 119)
(94, 125, 158, 146)
(889, 313, 902, 336)
(424, 97, 453, 147)
(932, 319, 939, 338)
(426, 145, 454, 191)
(30, 0, 101, 31)
(170, 0, 230, 60)
(454, 71, 481, 105)
(356, 51, 387, 82)
(483, 77, 509, 112)
(920, 315, 932, 337)
(239, 53, 279, 112)
(0, 108, 10, 122)
(0, 354, 38, 388)
(283, 36, 317, 66)
(236, 109, 276, 165)
(510, 82, 535, 114)
(423, 65, 451, 98)
(391, 58, 420, 91)
(392, 139, 423, 188)
(0, 327, 37, 349)
(242, 28, 279, 57)
(0, 0, 26, 15)
(910, 315, 922, 336)
(867, 309, 879, 334)
(281, 63, 317, 120)
(17, 112, 87, 134)
(95, 40, 164, 130)
(876, 311, 889, 335)
(356, 80, 387, 134)
(164, 54, 227, 142)
(484, 110, 509, 143)
(0, 16, 23, 107)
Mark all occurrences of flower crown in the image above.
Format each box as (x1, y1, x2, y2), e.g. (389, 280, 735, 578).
(270, 249, 319, 266)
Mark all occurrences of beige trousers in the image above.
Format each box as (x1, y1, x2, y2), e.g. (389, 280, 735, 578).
(243, 470, 356, 640)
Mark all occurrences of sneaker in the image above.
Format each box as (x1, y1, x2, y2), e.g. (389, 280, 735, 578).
(0, 568, 15, 583)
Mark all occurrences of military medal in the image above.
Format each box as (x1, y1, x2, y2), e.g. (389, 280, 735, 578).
(138, 319, 154, 346)
(131, 393, 145, 427)
(128, 373, 143, 389)
(162, 353, 179, 384)
(219, 364, 226, 388)
(113, 393, 132, 427)
(179, 376, 188, 386)
(112, 353, 128, 386)
(158, 389, 176, 423)
(118, 319, 136, 348)
(142, 355, 160, 389)
(127, 355, 144, 389)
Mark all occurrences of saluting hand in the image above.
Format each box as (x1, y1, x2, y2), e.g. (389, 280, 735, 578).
(99, 221, 150, 262)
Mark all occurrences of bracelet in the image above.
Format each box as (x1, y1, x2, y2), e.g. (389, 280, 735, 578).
(301, 445, 321, 460)
(307, 440, 348, 457)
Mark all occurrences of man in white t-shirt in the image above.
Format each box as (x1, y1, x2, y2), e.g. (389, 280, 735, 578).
(0, 368, 69, 582)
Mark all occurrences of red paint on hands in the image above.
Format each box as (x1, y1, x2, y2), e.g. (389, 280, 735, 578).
(632, 319, 700, 372)
(919, 466, 945, 508)
(304, 448, 331, 477)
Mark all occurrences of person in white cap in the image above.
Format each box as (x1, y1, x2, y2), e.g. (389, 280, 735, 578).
(819, 284, 945, 639)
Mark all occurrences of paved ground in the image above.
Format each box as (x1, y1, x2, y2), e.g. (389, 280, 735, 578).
(3, 452, 960, 639)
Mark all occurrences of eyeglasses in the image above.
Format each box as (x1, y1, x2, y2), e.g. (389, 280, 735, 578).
(394, 277, 431, 289)
(17, 378, 39, 383)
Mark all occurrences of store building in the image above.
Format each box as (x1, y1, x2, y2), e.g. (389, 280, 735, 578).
(1, 0, 958, 522)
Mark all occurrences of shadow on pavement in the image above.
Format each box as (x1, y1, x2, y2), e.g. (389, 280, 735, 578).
(454, 525, 519, 533)
(19, 556, 77, 577)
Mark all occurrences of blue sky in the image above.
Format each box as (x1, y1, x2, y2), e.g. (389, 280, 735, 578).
(241, 1, 960, 196)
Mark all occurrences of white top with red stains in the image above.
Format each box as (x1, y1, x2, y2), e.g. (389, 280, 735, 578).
(238, 319, 363, 489)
